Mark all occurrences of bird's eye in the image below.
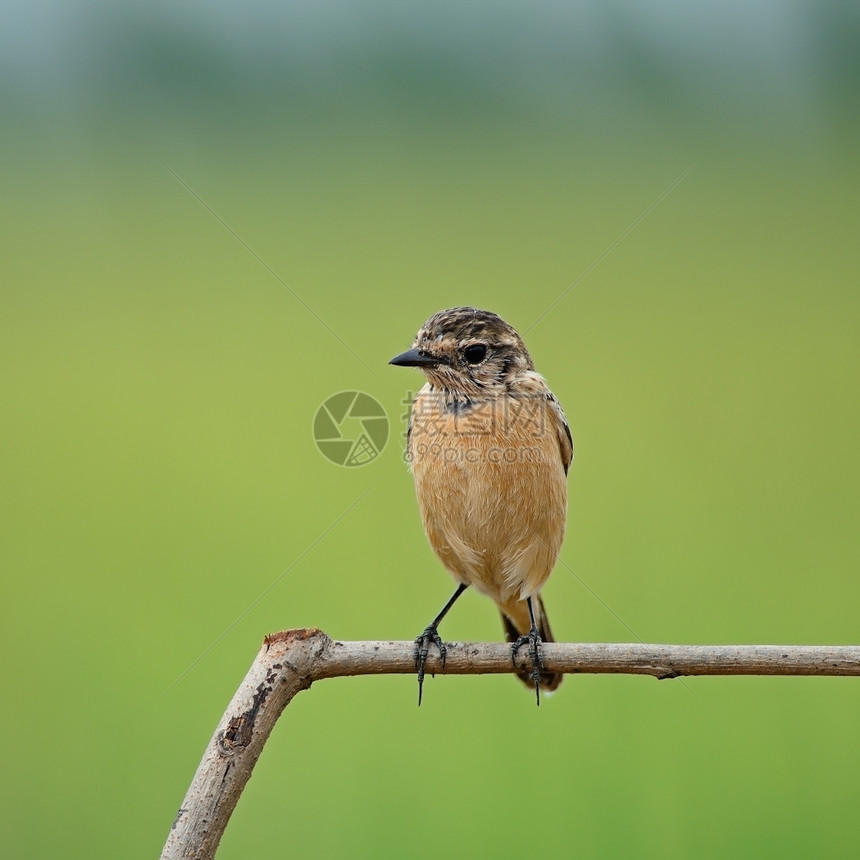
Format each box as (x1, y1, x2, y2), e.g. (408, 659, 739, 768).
(463, 344, 487, 364)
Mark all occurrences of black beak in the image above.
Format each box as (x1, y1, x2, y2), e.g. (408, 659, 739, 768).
(388, 348, 440, 368)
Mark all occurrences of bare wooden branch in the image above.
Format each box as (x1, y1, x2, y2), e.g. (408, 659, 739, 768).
(162, 629, 860, 859)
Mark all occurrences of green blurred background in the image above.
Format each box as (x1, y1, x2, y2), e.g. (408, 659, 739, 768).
(2, 2, 859, 857)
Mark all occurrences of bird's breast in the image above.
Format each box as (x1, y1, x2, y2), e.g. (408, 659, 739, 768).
(408, 388, 567, 600)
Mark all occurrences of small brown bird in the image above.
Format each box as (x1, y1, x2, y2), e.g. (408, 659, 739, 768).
(390, 307, 572, 704)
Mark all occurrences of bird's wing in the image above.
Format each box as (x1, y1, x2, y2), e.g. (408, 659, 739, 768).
(546, 392, 573, 475)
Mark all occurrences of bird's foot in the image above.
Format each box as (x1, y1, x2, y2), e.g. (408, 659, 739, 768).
(414, 625, 446, 706)
(511, 627, 544, 707)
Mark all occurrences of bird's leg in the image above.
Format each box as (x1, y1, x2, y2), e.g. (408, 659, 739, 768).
(414, 583, 468, 706)
(511, 596, 545, 707)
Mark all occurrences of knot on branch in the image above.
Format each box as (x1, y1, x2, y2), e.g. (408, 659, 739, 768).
(218, 677, 271, 754)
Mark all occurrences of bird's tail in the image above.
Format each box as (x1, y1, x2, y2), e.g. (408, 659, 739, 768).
(500, 594, 563, 693)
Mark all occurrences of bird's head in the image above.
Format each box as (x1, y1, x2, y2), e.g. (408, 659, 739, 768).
(389, 307, 534, 397)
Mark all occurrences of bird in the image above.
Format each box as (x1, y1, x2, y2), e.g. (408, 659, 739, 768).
(389, 307, 572, 704)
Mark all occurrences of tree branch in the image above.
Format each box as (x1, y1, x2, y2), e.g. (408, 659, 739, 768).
(161, 629, 860, 859)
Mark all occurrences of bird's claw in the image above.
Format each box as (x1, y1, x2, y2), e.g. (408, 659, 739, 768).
(511, 628, 544, 706)
(414, 625, 446, 706)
